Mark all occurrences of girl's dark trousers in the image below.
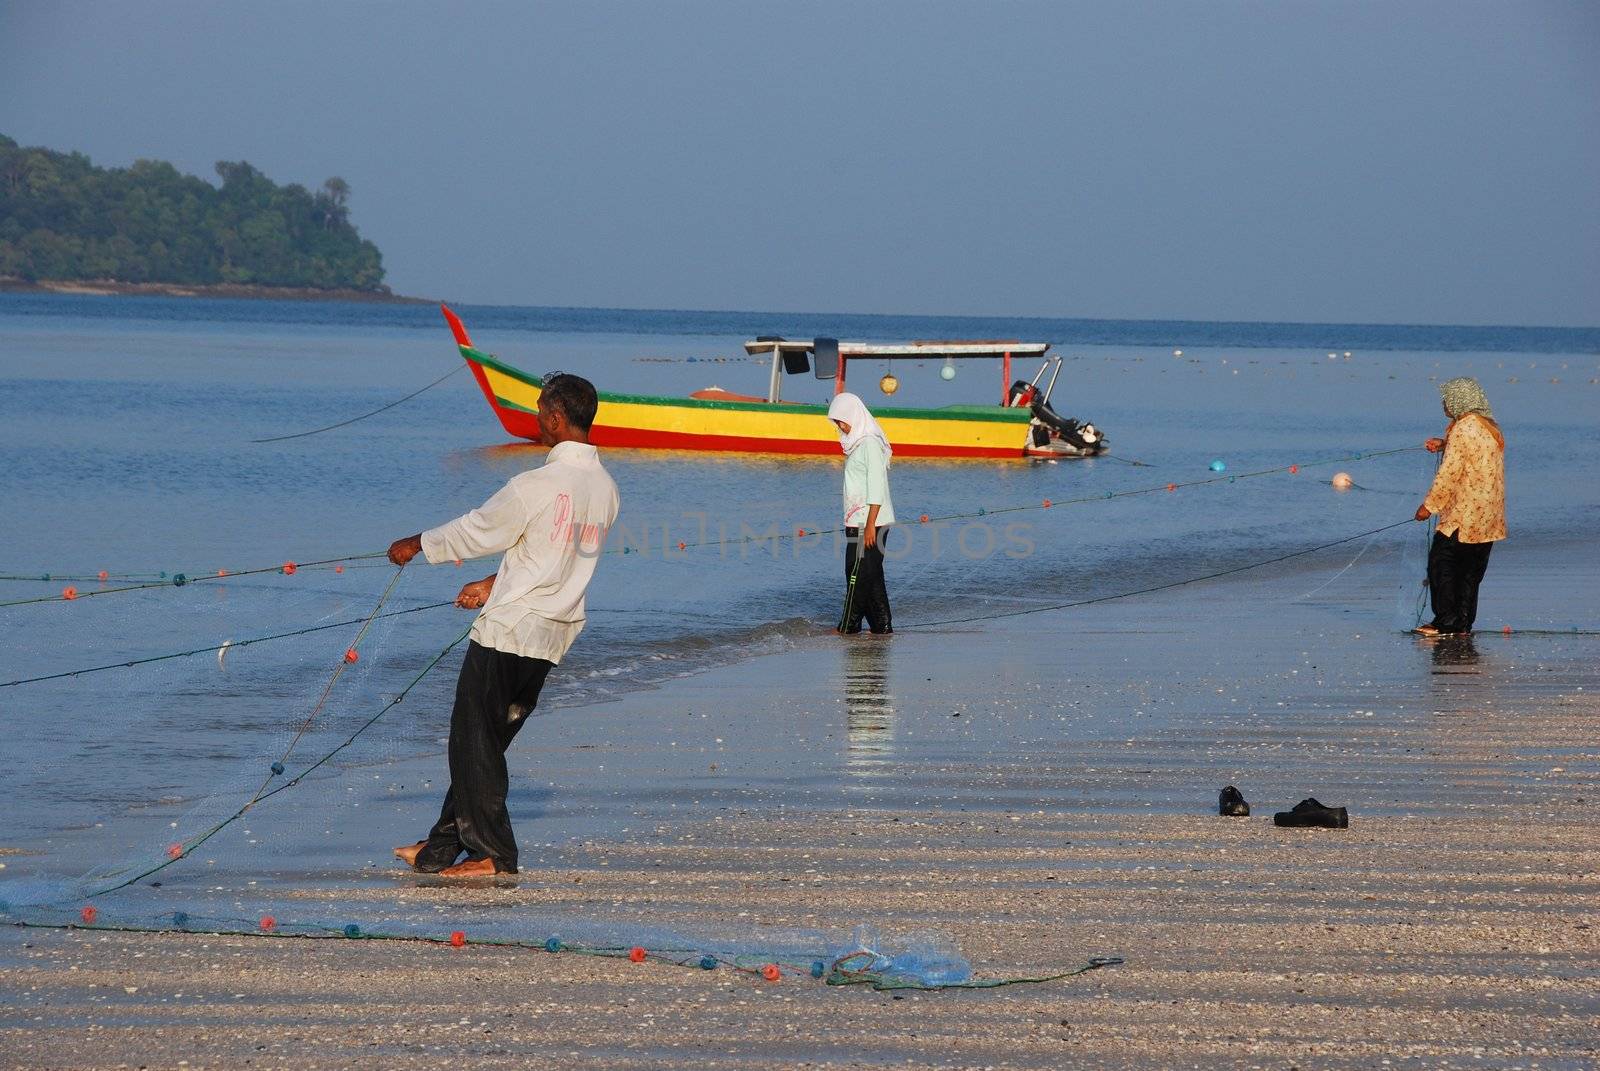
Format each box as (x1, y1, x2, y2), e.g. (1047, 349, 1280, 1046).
(414, 640, 553, 874)
(1426, 530, 1494, 634)
(842, 527, 892, 634)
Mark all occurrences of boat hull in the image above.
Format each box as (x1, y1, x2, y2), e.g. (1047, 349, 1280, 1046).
(461, 346, 1033, 459)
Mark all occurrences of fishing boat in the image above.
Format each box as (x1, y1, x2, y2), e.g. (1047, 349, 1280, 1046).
(442, 305, 1107, 459)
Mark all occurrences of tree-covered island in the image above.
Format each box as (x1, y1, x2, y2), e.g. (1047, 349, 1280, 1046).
(0, 135, 395, 297)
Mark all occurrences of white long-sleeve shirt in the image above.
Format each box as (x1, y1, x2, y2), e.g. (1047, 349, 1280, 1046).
(841, 437, 895, 528)
(420, 441, 620, 664)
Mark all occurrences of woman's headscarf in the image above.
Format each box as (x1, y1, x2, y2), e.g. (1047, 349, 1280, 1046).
(826, 391, 892, 460)
(1439, 377, 1492, 420)
(1439, 376, 1503, 449)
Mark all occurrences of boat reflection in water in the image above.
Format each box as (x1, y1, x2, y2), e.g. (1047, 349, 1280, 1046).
(843, 640, 897, 784)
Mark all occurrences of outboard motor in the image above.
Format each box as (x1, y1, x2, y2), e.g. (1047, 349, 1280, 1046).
(1006, 380, 1037, 408)
(1028, 395, 1108, 455)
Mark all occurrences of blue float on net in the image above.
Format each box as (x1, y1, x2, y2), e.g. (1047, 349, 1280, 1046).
(1209, 459, 1226, 472)
(172, 911, 189, 927)
(270, 761, 284, 776)
(159, 571, 167, 579)
(811, 960, 826, 978)
(172, 573, 187, 586)
(544, 937, 562, 953)
(698, 955, 718, 971)
(977, 507, 986, 516)
(343, 923, 361, 938)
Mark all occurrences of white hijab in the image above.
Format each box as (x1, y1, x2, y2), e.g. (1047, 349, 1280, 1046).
(827, 391, 892, 461)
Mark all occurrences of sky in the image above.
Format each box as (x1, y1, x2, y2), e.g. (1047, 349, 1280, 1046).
(1, 1, 1596, 326)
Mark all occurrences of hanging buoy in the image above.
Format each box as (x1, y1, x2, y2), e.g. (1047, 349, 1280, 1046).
(879, 371, 899, 396)
(629, 947, 647, 963)
(1331, 472, 1354, 491)
(1209, 460, 1226, 473)
(940, 357, 956, 381)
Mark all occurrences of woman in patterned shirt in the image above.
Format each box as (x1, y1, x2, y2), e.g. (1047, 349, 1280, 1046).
(1413, 377, 1506, 637)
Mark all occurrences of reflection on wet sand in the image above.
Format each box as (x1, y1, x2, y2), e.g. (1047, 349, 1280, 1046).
(843, 639, 895, 780)
(1429, 633, 1482, 674)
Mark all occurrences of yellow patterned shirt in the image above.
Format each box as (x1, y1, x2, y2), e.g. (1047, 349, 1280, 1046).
(1423, 413, 1506, 544)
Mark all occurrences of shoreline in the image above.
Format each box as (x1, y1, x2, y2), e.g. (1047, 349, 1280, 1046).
(0, 277, 430, 304)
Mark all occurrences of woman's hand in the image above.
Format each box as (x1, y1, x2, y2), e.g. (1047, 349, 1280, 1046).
(455, 576, 495, 609)
(1414, 504, 1432, 522)
(863, 523, 877, 548)
(1424, 437, 1445, 453)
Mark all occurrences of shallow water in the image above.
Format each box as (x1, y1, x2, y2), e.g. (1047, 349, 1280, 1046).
(1, 294, 1596, 929)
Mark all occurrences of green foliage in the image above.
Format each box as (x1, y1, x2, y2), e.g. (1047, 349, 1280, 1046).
(0, 134, 386, 290)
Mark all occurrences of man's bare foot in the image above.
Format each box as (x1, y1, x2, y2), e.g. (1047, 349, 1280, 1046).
(437, 857, 498, 878)
(393, 841, 427, 867)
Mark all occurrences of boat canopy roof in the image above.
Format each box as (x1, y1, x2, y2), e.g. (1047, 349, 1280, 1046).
(743, 338, 1050, 360)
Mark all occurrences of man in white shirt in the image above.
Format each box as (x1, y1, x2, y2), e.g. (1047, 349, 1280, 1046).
(386, 373, 620, 877)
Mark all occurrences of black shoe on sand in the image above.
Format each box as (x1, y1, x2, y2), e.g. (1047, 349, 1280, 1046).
(1273, 797, 1348, 829)
(1218, 786, 1250, 816)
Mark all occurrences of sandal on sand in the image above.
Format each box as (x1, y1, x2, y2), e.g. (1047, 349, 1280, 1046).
(1218, 785, 1251, 816)
(1273, 798, 1348, 829)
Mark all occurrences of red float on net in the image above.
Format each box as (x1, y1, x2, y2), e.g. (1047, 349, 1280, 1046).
(450, 931, 466, 947)
(628, 947, 647, 963)
(80, 906, 97, 924)
(334, 564, 344, 574)
(61, 587, 77, 600)
(97, 570, 109, 582)
(260, 915, 276, 931)
(344, 648, 359, 664)
(761, 964, 782, 982)
(217, 568, 228, 577)
(1166, 483, 1177, 492)
(1289, 464, 1300, 474)
(1502, 625, 1513, 634)
(1042, 499, 1052, 508)
(167, 843, 182, 859)
(919, 514, 929, 524)
(282, 562, 297, 575)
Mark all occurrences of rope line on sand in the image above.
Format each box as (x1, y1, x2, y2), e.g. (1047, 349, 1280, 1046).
(249, 364, 466, 443)
(6, 911, 1120, 991)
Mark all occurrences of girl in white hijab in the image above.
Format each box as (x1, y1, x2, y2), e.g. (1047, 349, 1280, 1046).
(826, 392, 896, 633)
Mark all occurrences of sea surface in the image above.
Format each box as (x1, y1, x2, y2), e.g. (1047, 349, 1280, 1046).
(0, 293, 1596, 913)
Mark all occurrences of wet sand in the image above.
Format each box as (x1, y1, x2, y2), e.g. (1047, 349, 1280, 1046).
(4, 566, 1597, 1069)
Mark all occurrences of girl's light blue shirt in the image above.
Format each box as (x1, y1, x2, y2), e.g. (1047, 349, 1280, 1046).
(842, 437, 895, 528)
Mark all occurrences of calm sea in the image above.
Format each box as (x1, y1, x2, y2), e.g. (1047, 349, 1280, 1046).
(1, 293, 1596, 856)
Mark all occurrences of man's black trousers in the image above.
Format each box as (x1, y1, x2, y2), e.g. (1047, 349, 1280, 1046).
(1426, 530, 1494, 634)
(415, 640, 552, 874)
